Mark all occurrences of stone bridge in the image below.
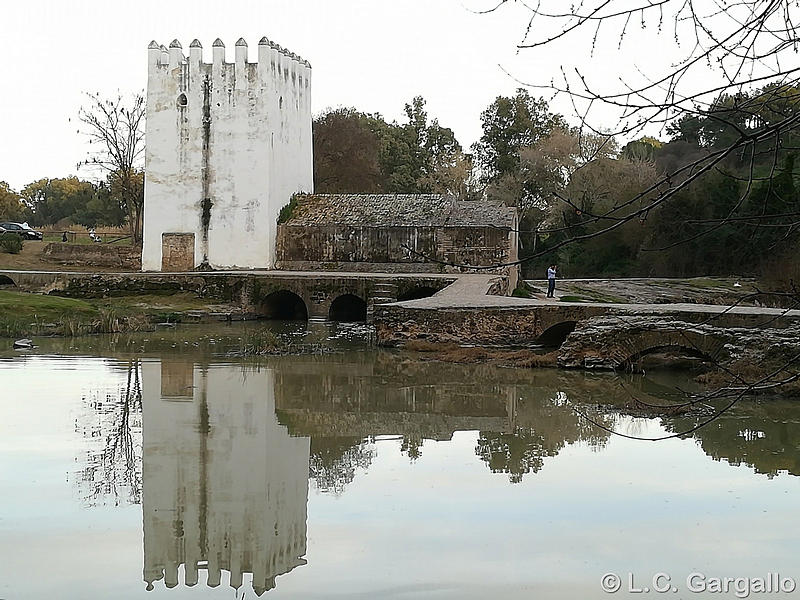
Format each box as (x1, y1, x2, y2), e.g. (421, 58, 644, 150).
(0, 269, 459, 322)
(3, 269, 798, 371)
(372, 275, 800, 371)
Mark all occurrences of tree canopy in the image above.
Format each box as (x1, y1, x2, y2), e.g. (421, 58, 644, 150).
(0, 182, 24, 222)
(313, 96, 472, 198)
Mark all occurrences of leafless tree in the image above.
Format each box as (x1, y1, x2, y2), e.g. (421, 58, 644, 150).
(78, 92, 146, 243)
(75, 359, 144, 506)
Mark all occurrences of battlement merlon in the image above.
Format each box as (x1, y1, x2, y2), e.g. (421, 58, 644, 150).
(148, 37, 312, 85)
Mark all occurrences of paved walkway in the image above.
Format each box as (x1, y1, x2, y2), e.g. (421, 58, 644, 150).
(398, 274, 800, 319)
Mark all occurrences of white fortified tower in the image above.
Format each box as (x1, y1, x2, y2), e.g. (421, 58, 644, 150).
(142, 37, 313, 271)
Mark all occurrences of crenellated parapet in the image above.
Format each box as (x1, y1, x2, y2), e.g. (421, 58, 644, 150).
(147, 37, 311, 93)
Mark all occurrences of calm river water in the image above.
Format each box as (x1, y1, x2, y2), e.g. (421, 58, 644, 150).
(1, 322, 799, 599)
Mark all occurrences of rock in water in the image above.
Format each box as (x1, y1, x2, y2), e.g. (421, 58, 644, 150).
(13, 339, 33, 349)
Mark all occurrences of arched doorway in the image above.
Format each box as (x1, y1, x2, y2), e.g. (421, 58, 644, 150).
(260, 290, 308, 320)
(328, 294, 367, 322)
(0, 275, 16, 287)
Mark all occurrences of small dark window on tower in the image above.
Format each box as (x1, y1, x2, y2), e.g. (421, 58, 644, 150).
(177, 93, 188, 108)
(279, 96, 283, 109)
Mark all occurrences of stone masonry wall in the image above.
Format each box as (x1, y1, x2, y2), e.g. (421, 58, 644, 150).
(276, 225, 514, 273)
(42, 243, 142, 270)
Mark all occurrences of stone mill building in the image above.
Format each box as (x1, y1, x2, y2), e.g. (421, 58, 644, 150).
(276, 193, 518, 275)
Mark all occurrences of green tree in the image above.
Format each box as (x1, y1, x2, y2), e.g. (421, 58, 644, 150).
(313, 98, 467, 197)
(20, 177, 96, 226)
(72, 178, 128, 228)
(622, 137, 663, 162)
(0, 182, 24, 222)
(374, 96, 464, 194)
(472, 89, 567, 185)
(313, 108, 384, 193)
(538, 155, 661, 277)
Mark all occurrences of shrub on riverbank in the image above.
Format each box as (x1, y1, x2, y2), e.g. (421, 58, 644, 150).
(0, 234, 23, 254)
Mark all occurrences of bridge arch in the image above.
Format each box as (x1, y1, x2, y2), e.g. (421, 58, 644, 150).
(0, 275, 16, 287)
(536, 321, 577, 348)
(623, 344, 714, 371)
(329, 294, 367, 322)
(608, 330, 727, 371)
(260, 290, 308, 321)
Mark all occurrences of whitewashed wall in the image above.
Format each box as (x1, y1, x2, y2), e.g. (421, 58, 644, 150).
(142, 37, 313, 271)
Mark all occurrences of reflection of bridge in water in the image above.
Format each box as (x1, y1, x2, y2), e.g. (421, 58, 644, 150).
(111, 352, 800, 594)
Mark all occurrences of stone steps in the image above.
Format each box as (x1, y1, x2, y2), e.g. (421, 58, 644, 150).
(368, 283, 399, 322)
(371, 282, 399, 304)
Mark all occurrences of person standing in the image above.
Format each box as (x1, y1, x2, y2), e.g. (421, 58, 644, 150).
(546, 264, 557, 298)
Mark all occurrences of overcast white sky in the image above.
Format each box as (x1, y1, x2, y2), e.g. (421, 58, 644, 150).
(0, 0, 689, 191)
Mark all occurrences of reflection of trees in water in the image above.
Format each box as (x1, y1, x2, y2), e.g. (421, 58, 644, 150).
(74, 359, 143, 506)
(667, 400, 800, 478)
(401, 435, 423, 461)
(476, 393, 614, 483)
(477, 428, 548, 483)
(309, 436, 375, 494)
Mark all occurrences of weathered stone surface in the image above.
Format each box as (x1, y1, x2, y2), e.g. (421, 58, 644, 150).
(276, 224, 516, 273)
(558, 314, 800, 370)
(275, 260, 449, 274)
(143, 37, 313, 271)
(374, 304, 604, 346)
(285, 194, 516, 228)
(375, 281, 800, 373)
(42, 243, 141, 270)
(0, 269, 456, 321)
(276, 195, 519, 287)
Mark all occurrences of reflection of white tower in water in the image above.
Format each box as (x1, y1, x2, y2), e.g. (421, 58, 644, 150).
(141, 360, 310, 595)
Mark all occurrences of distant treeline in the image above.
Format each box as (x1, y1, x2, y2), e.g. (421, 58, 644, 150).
(312, 87, 799, 280)
(0, 171, 143, 230)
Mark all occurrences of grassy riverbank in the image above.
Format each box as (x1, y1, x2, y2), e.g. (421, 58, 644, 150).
(0, 290, 237, 338)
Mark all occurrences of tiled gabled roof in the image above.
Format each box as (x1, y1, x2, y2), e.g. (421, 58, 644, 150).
(284, 194, 516, 228)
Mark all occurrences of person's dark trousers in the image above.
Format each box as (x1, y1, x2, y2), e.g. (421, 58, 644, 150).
(547, 278, 555, 297)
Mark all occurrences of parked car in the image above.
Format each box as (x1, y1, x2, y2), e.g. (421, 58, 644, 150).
(0, 222, 43, 240)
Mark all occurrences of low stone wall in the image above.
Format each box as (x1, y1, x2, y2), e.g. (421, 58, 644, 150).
(373, 304, 606, 346)
(42, 243, 141, 270)
(374, 301, 800, 372)
(0, 269, 458, 322)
